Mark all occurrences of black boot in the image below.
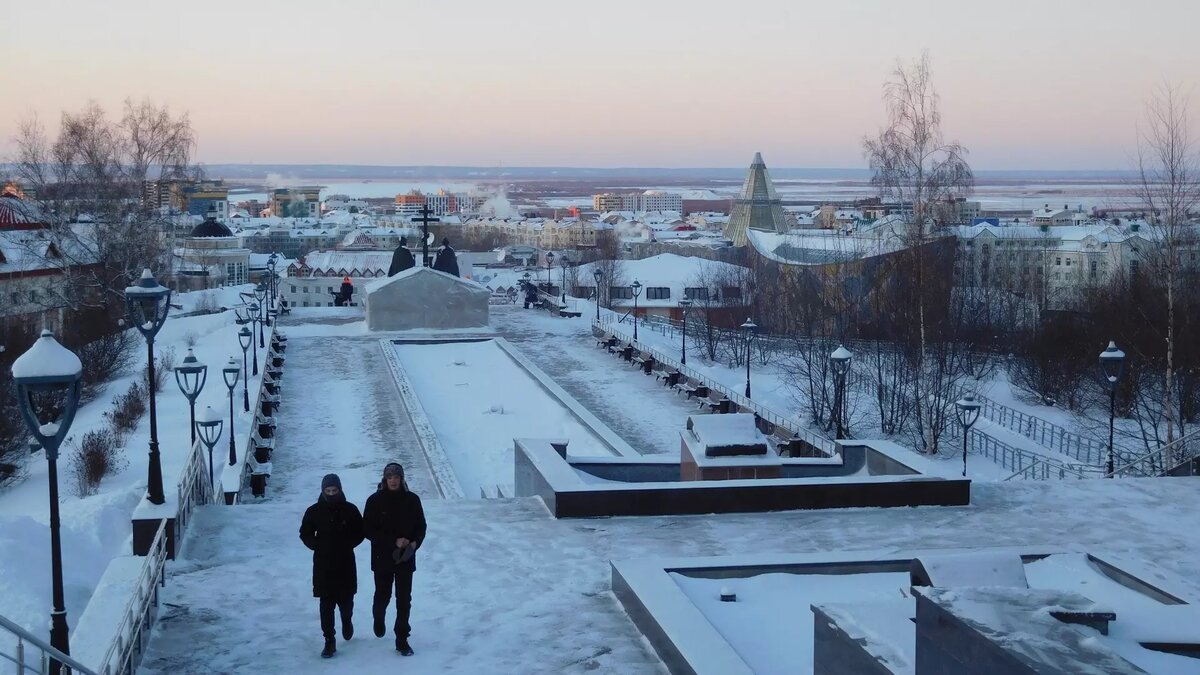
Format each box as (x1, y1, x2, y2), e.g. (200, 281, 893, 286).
(342, 617, 354, 641)
(396, 637, 413, 656)
(321, 638, 336, 658)
(373, 612, 386, 638)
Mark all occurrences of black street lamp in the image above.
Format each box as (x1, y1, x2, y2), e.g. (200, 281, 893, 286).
(256, 284, 270, 326)
(223, 358, 240, 466)
(955, 393, 983, 477)
(12, 330, 83, 673)
(592, 268, 603, 322)
(238, 307, 259, 376)
(631, 280, 643, 341)
(556, 254, 566, 302)
(237, 326, 252, 411)
(266, 254, 278, 307)
(678, 299, 692, 365)
(545, 251, 555, 290)
(830, 345, 852, 440)
(125, 268, 172, 506)
(253, 301, 265, 348)
(195, 405, 224, 492)
(1099, 340, 1126, 475)
(741, 318, 757, 398)
(174, 348, 208, 445)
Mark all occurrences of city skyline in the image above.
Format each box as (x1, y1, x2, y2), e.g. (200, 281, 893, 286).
(2, 0, 1198, 170)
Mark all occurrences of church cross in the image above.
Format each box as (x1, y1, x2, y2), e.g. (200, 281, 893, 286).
(416, 205, 441, 267)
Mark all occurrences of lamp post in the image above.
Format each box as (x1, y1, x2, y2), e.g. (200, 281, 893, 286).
(195, 406, 224, 492)
(545, 251, 555, 291)
(1099, 341, 1126, 476)
(592, 268, 603, 322)
(223, 358, 240, 466)
(12, 330, 83, 673)
(955, 393, 983, 477)
(266, 254, 278, 308)
(560, 259, 569, 304)
(631, 280, 642, 341)
(678, 299, 692, 365)
(741, 318, 757, 398)
(238, 306, 259, 376)
(125, 268, 172, 506)
(174, 348, 208, 445)
(237, 326, 252, 411)
(255, 284, 269, 326)
(253, 300, 265, 348)
(830, 345, 852, 440)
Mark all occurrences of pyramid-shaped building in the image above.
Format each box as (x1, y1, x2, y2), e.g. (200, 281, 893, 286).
(723, 152, 790, 246)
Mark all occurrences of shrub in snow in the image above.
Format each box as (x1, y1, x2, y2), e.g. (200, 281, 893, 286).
(78, 329, 136, 404)
(193, 293, 220, 316)
(144, 346, 176, 394)
(67, 428, 126, 497)
(107, 381, 147, 434)
(0, 371, 28, 489)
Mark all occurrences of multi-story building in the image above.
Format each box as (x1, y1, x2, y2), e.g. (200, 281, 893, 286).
(641, 190, 683, 213)
(953, 221, 1185, 313)
(180, 181, 229, 218)
(271, 187, 321, 219)
(172, 215, 250, 290)
(593, 193, 624, 212)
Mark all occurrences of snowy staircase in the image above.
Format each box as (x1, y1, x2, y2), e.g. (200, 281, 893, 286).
(480, 484, 513, 499)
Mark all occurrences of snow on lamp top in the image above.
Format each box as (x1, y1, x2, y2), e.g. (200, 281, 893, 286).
(124, 268, 168, 298)
(11, 329, 83, 382)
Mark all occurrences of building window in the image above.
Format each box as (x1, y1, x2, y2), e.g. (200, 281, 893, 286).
(1130, 259, 1140, 281)
(610, 286, 633, 300)
(646, 287, 670, 300)
(722, 286, 742, 301)
(303, 287, 309, 293)
(684, 287, 709, 301)
(10, 292, 17, 305)
(1090, 260, 1098, 279)
(291, 285, 297, 293)
(1065, 258, 1071, 267)
(1055, 257, 1062, 266)
(29, 290, 37, 302)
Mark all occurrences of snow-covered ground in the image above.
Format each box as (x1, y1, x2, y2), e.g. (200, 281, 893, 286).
(674, 553, 1199, 674)
(132, 313, 1200, 674)
(391, 339, 615, 497)
(0, 285, 265, 639)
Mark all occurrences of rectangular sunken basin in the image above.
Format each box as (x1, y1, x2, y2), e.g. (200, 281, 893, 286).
(612, 548, 1200, 675)
(514, 438, 969, 518)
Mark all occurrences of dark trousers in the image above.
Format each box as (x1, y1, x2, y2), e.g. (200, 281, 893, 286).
(373, 568, 414, 638)
(319, 594, 353, 639)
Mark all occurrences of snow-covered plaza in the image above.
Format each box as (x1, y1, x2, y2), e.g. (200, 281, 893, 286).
(127, 306, 1200, 674)
(1, 300, 1198, 674)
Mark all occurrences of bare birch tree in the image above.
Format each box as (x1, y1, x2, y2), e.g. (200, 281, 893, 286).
(863, 52, 974, 453)
(10, 99, 198, 312)
(1133, 84, 1200, 446)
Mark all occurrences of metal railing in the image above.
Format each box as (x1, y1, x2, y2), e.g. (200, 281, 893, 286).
(946, 426, 1093, 480)
(1103, 426, 1200, 478)
(177, 438, 213, 535)
(95, 519, 168, 675)
(597, 319, 836, 456)
(0, 615, 98, 675)
(969, 393, 1106, 465)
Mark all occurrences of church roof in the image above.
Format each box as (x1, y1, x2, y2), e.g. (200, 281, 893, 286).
(190, 217, 235, 238)
(0, 194, 43, 228)
(723, 152, 790, 246)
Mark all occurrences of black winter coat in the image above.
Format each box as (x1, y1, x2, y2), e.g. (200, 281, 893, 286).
(388, 246, 416, 276)
(299, 497, 365, 598)
(362, 486, 427, 572)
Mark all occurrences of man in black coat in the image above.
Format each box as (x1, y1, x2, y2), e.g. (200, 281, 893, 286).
(387, 237, 416, 276)
(362, 462, 426, 655)
(431, 237, 460, 277)
(299, 474, 365, 658)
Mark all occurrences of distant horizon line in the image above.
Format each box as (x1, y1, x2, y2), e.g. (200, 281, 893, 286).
(186, 163, 1138, 175)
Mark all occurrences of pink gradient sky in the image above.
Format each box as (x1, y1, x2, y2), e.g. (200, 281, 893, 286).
(2, 0, 1198, 169)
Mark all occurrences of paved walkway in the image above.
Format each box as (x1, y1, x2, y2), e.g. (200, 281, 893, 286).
(492, 307, 698, 455)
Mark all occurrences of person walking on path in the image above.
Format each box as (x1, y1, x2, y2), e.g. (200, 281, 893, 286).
(299, 474, 365, 659)
(362, 462, 427, 655)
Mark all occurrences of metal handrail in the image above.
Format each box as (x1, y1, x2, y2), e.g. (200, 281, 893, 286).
(597, 318, 836, 455)
(96, 519, 168, 675)
(967, 390, 1107, 465)
(176, 438, 212, 531)
(0, 612, 99, 675)
(1103, 426, 1200, 478)
(941, 425, 1093, 480)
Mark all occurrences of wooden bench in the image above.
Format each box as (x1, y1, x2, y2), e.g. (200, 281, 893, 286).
(278, 305, 291, 316)
(561, 309, 582, 318)
(656, 370, 682, 387)
(251, 427, 275, 455)
(679, 383, 710, 400)
(620, 345, 634, 362)
(707, 398, 734, 414)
